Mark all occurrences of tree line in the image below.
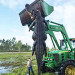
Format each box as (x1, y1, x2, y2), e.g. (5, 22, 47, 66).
(0, 37, 31, 52)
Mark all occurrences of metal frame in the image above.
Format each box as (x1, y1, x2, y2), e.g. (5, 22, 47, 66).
(46, 20, 73, 51)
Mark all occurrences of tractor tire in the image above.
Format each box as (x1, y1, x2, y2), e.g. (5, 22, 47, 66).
(58, 60, 75, 75)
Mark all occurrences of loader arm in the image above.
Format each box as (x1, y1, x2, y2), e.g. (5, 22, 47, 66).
(46, 20, 73, 51)
(27, 20, 73, 51)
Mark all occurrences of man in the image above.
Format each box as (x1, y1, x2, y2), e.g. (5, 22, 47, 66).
(26, 57, 34, 75)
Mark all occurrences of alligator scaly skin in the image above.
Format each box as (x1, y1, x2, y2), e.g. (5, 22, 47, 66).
(26, 5, 49, 75)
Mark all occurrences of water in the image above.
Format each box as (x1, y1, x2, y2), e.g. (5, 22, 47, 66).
(0, 66, 19, 75)
(0, 57, 20, 74)
(55, 72, 59, 75)
(0, 61, 11, 74)
(0, 61, 3, 64)
(0, 60, 19, 75)
(0, 66, 12, 74)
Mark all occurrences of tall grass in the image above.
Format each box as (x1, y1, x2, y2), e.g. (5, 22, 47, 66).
(0, 52, 55, 75)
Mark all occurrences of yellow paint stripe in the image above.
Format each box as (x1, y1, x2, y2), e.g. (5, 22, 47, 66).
(58, 51, 68, 54)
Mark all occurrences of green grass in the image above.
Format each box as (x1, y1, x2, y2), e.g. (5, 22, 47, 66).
(0, 52, 55, 75)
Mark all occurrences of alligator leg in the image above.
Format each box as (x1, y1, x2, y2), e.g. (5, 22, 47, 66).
(32, 41, 37, 56)
(32, 32, 36, 41)
(43, 41, 47, 56)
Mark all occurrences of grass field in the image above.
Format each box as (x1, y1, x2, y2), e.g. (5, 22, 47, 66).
(0, 52, 56, 75)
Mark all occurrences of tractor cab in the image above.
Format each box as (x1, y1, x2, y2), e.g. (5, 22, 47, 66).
(60, 38, 75, 50)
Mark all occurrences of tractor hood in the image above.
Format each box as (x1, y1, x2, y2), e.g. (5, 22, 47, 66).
(44, 50, 69, 68)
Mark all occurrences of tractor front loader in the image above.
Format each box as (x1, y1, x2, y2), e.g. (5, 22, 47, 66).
(41, 21, 75, 75)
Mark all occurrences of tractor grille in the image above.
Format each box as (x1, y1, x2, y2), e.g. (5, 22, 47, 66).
(53, 54, 59, 62)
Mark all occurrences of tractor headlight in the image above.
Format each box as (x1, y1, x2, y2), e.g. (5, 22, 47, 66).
(48, 58, 52, 61)
(48, 59, 50, 60)
(45, 58, 52, 61)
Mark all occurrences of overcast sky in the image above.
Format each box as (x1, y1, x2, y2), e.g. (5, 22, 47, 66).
(0, 0, 75, 48)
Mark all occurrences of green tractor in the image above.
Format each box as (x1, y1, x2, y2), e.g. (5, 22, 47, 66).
(41, 21, 75, 75)
(19, 0, 75, 75)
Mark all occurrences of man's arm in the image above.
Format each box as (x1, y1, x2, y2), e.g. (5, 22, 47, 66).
(43, 19, 49, 30)
(29, 20, 35, 31)
(31, 56, 33, 60)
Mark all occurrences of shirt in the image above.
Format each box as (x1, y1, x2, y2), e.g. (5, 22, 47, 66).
(27, 60, 32, 67)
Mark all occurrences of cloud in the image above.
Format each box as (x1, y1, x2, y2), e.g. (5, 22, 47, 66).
(63, 5, 75, 37)
(12, 26, 33, 47)
(0, 0, 18, 8)
(0, 0, 35, 8)
(0, 0, 75, 49)
(45, 0, 75, 48)
(47, 1, 75, 35)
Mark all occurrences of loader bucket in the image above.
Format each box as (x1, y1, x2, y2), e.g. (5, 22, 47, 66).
(19, 0, 54, 26)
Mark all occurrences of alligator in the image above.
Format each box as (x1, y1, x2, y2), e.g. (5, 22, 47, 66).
(26, 4, 49, 75)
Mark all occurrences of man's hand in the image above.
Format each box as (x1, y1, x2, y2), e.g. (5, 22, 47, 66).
(31, 56, 33, 60)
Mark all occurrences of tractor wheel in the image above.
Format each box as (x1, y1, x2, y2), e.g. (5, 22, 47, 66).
(59, 60, 75, 75)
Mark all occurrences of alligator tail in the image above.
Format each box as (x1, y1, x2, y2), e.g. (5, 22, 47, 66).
(36, 38, 44, 75)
